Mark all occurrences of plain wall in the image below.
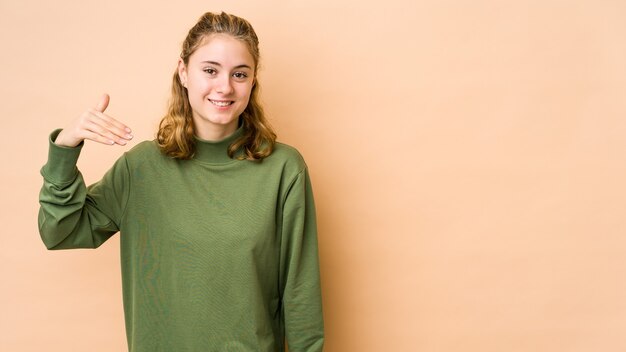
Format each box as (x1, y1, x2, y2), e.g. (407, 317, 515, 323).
(1, 0, 626, 351)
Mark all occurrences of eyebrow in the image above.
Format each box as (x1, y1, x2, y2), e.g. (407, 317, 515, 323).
(201, 61, 252, 70)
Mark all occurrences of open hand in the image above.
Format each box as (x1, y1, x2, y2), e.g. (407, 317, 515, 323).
(54, 94, 133, 148)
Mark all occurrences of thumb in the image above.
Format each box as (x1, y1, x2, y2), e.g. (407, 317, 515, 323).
(95, 93, 110, 113)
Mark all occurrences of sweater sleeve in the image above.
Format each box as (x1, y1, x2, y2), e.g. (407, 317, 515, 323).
(280, 167, 325, 352)
(37, 129, 130, 250)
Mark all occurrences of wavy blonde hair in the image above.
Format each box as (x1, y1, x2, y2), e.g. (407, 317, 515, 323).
(157, 12, 276, 161)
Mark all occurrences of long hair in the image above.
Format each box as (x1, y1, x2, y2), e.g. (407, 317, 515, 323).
(157, 12, 276, 161)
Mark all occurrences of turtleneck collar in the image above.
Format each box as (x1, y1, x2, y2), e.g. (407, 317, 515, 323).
(193, 120, 245, 164)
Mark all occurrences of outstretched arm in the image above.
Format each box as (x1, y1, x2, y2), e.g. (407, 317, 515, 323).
(38, 94, 133, 250)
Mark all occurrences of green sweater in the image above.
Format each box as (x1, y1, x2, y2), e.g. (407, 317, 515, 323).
(38, 123, 324, 352)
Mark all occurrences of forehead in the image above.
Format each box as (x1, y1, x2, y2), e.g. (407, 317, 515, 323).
(189, 34, 255, 67)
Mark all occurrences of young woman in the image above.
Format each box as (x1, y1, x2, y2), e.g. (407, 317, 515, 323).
(38, 12, 324, 352)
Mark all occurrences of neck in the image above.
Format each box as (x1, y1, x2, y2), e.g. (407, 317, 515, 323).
(192, 117, 245, 164)
(194, 118, 240, 141)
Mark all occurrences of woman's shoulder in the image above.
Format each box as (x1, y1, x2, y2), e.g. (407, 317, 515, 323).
(269, 141, 309, 171)
(126, 139, 158, 154)
(122, 139, 164, 164)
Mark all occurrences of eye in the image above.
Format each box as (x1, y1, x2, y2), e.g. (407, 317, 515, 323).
(203, 68, 217, 75)
(233, 72, 248, 80)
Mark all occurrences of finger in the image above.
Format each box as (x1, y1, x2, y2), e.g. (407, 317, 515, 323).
(81, 130, 117, 146)
(84, 120, 129, 145)
(94, 93, 110, 113)
(88, 109, 133, 138)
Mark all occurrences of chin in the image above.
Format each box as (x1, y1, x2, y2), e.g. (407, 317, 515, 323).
(213, 115, 238, 123)
(204, 115, 239, 126)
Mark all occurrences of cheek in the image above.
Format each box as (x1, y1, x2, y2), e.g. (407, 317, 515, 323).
(189, 78, 210, 93)
(237, 85, 254, 101)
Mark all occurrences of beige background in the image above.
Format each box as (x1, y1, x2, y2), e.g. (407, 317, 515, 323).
(1, 0, 626, 351)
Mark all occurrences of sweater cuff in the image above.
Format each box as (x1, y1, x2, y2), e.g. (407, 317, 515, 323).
(41, 129, 84, 184)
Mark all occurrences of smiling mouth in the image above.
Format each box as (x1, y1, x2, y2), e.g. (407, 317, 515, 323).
(209, 99, 234, 107)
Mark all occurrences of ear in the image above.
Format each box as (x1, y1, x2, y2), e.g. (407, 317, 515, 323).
(177, 58, 188, 87)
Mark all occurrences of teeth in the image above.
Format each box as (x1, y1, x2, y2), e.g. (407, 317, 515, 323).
(210, 100, 233, 107)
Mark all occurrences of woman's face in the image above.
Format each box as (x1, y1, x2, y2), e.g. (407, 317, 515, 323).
(178, 34, 255, 139)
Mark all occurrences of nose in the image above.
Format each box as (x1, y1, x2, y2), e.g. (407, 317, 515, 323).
(216, 75, 234, 95)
